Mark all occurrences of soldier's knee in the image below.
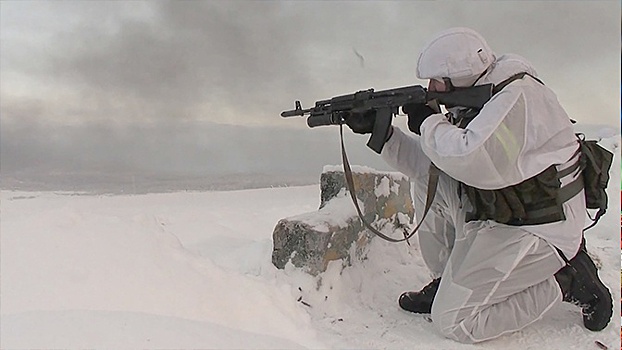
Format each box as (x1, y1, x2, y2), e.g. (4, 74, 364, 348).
(431, 308, 478, 344)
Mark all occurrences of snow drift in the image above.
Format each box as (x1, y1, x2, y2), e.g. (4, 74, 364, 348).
(1, 132, 619, 349)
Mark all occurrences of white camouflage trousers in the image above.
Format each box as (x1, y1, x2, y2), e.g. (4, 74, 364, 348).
(413, 172, 565, 344)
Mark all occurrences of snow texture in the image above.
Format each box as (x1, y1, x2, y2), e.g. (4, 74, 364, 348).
(1, 130, 620, 350)
(288, 189, 358, 232)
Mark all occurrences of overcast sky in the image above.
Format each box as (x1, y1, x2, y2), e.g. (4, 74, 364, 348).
(1, 1, 620, 184)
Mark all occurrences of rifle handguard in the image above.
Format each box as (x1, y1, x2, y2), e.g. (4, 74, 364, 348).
(307, 113, 341, 128)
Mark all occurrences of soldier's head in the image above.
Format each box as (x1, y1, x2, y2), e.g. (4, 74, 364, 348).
(417, 27, 496, 90)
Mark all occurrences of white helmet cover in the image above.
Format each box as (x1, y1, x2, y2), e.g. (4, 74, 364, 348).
(416, 27, 496, 86)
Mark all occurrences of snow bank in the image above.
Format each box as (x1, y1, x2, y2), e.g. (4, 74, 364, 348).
(1, 188, 325, 349)
(1, 128, 619, 349)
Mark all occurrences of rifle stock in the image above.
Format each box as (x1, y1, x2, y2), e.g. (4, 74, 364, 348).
(427, 84, 493, 109)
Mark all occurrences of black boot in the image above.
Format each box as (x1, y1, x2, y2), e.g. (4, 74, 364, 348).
(554, 247, 612, 331)
(398, 277, 441, 314)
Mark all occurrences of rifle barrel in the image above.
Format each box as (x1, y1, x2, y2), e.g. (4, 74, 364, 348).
(281, 108, 309, 118)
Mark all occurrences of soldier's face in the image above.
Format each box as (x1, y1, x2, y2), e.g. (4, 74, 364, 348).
(428, 79, 448, 92)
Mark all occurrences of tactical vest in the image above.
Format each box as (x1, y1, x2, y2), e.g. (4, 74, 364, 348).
(456, 73, 590, 227)
(462, 163, 580, 226)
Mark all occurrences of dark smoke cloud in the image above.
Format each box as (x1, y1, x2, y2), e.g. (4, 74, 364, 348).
(1, 1, 619, 189)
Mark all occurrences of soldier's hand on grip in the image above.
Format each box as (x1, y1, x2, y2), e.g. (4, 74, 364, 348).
(402, 103, 436, 135)
(345, 110, 377, 134)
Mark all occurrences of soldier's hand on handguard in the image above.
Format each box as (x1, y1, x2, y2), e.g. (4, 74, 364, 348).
(344, 110, 376, 134)
(402, 103, 436, 135)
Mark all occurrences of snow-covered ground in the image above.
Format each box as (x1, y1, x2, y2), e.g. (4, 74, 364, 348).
(1, 134, 620, 349)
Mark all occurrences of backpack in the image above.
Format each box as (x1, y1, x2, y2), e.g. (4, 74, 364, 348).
(575, 133, 614, 230)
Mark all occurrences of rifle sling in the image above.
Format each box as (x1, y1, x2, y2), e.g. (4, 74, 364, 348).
(340, 124, 439, 243)
(492, 72, 544, 94)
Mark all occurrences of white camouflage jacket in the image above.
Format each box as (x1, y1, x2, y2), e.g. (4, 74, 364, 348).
(383, 54, 585, 258)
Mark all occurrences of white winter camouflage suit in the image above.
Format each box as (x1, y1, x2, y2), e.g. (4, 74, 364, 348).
(381, 28, 585, 343)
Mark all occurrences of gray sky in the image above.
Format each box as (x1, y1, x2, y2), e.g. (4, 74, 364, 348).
(1, 1, 620, 185)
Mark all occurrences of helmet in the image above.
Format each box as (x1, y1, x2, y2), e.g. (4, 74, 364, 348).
(416, 27, 496, 87)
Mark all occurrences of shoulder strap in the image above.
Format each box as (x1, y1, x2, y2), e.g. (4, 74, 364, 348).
(492, 72, 544, 95)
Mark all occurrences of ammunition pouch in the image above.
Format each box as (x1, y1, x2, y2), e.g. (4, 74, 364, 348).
(463, 163, 582, 226)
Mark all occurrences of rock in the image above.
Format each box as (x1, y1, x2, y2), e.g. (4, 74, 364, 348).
(272, 166, 414, 275)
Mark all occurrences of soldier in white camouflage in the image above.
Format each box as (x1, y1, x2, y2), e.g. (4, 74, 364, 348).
(348, 27, 613, 343)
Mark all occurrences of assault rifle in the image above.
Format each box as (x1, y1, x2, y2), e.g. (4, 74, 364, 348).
(281, 83, 493, 153)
